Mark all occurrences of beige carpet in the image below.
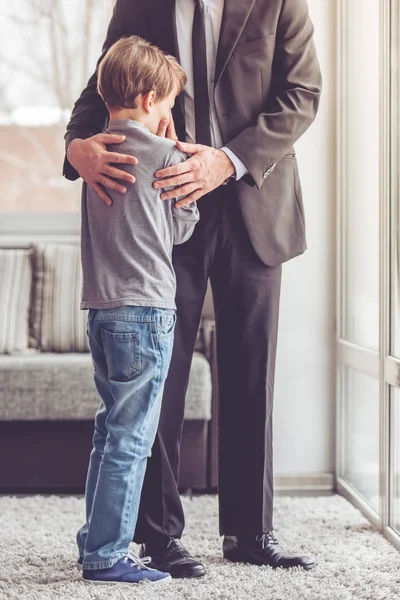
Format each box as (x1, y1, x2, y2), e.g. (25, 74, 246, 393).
(0, 494, 399, 600)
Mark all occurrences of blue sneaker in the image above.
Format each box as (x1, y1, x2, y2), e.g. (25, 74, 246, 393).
(77, 549, 151, 572)
(82, 553, 172, 585)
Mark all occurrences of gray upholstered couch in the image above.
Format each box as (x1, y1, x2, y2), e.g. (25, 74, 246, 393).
(0, 241, 218, 492)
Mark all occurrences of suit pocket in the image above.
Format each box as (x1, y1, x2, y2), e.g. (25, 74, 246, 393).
(232, 33, 275, 58)
(101, 329, 141, 382)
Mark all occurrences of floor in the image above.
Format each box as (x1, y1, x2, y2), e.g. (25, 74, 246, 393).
(0, 494, 399, 600)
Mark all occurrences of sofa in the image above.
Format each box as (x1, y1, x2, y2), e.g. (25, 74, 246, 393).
(0, 242, 218, 493)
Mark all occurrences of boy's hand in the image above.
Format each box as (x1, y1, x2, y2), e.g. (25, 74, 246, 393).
(154, 141, 235, 206)
(157, 112, 178, 141)
(67, 134, 138, 206)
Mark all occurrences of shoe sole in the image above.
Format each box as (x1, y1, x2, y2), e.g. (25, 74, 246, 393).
(224, 549, 317, 571)
(168, 567, 206, 579)
(144, 560, 206, 579)
(80, 560, 205, 579)
(83, 574, 172, 585)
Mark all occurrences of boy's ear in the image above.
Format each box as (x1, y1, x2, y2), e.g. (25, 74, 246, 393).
(142, 90, 156, 113)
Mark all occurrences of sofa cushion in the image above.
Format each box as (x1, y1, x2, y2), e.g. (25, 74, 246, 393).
(0, 249, 32, 355)
(30, 243, 89, 352)
(0, 351, 212, 421)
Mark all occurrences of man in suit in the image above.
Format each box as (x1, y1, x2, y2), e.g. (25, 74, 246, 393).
(64, 0, 322, 578)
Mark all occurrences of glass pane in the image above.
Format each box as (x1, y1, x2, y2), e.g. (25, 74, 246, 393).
(392, 8, 400, 358)
(342, 0, 380, 350)
(343, 368, 380, 511)
(390, 389, 400, 532)
(0, 0, 115, 213)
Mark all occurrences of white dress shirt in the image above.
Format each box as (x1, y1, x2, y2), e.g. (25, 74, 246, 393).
(175, 0, 249, 180)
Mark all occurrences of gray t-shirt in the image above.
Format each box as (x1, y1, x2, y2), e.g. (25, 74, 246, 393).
(80, 119, 200, 310)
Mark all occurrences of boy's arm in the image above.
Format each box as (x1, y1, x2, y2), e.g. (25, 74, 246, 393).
(165, 149, 200, 245)
(172, 200, 200, 245)
(63, 0, 138, 181)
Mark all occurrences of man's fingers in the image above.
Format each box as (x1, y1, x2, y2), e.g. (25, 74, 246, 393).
(103, 164, 136, 184)
(91, 182, 113, 206)
(155, 160, 192, 180)
(157, 119, 169, 138)
(176, 140, 205, 154)
(96, 133, 126, 145)
(175, 190, 203, 207)
(160, 182, 200, 201)
(107, 152, 138, 166)
(155, 172, 194, 190)
(97, 175, 127, 194)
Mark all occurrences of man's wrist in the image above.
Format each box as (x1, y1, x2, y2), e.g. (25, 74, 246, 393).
(220, 147, 249, 181)
(66, 138, 82, 165)
(218, 149, 236, 179)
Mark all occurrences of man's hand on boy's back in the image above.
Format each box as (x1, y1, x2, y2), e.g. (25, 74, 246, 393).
(67, 134, 138, 206)
(154, 141, 235, 208)
(66, 117, 177, 206)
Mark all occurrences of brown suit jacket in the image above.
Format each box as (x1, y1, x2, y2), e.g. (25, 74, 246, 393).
(64, 0, 322, 266)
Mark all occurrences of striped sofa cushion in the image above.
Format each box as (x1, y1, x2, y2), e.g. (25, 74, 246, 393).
(30, 243, 89, 352)
(0, 249, 32, 354)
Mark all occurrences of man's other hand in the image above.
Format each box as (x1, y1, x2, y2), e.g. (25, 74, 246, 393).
(153, 141, 235, 206)
(67, 134, 138, 206)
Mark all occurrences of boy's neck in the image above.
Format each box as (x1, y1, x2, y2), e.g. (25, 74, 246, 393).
(109, 108, 150, 129)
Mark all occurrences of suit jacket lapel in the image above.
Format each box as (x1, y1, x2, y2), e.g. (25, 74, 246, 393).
(215, 0, 257, 85)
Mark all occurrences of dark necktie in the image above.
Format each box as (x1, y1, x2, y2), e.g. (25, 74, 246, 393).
(192, 0, 212, 146)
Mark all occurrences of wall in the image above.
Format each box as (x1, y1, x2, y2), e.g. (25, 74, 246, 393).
(273, 0, 337, 479)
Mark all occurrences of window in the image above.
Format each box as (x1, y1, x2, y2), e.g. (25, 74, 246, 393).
(337, 0, 400, 550)
(343, 368, 380, 511)
(341, 0, 380, 351)
(0, 0, 114, 221)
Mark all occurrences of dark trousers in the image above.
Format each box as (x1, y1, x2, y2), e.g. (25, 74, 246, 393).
(133, 185, 282, 544)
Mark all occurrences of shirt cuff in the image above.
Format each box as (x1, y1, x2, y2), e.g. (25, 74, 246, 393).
(221, 147, 249, 181)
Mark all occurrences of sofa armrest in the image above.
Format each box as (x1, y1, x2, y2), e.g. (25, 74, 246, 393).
(199, 318, 215, 362)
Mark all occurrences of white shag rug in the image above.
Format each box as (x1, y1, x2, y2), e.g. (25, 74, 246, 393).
(0, 494, 399, 600)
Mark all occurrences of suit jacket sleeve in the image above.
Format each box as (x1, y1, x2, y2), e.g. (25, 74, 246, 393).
(63, 0, 134, 181)
(225, 0, 322, 190)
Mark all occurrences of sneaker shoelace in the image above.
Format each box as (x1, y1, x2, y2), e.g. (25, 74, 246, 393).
(256, 531, 279, 548)
(124, 549, 153, 570)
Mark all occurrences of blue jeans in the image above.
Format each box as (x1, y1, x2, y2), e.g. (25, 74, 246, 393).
(77, 306, 176, 570)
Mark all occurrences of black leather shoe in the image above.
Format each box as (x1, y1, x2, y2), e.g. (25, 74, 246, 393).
(223, 531, 316, 570)
(140, 537, 206, 579)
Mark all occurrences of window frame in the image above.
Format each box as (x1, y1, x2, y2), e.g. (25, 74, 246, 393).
(336, 0, 400, 550)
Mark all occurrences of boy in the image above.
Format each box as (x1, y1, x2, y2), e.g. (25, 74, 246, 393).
(77, 36, 199, 585)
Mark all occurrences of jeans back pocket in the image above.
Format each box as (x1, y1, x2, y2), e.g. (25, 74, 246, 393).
(158, 312, 177, 338)
(100, 329, 141, 382)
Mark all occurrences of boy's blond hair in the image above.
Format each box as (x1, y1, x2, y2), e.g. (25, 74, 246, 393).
(98, 36, 187, 109)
